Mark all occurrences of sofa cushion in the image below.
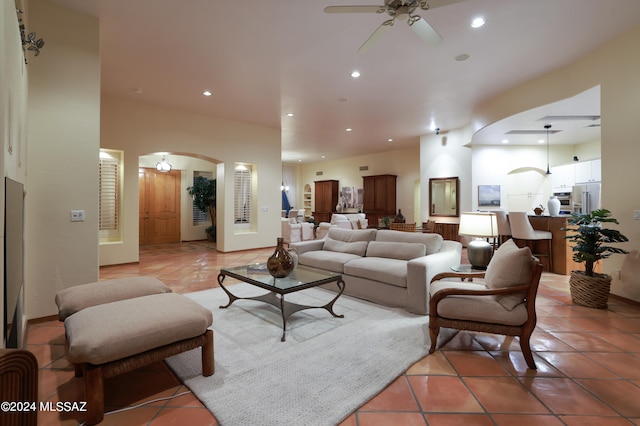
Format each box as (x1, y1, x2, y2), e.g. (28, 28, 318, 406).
(375, 230, 443, 255)
(327, 227, 377, 242)
(365, 241, 426, 261)
(323, 238, 369, 256)
(344, 257, 407, 288)
(298, 250, 362, 274)
(322, 228, 377, 256)
(484, 239, 534, 310)
(430, 280, 528, 326)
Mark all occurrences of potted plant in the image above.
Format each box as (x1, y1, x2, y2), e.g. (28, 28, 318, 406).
(187, 176, 217, 242)
(563, 209, 628, 308)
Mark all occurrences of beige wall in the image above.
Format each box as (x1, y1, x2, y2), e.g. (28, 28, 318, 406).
(25, 0, 101, 319)
(299, 146, 420, 224)
(1, 0, 29, 346)
(420, 126, 473, 223)
(447, 24, 640, 302)
(100, 95, 282, 261)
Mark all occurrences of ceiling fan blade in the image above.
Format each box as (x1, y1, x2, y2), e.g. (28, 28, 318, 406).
(420, 0, 467, 9)
(408, 16, 443, 46)
(358, 19, 394, 53)
(324, 5, 385, 14)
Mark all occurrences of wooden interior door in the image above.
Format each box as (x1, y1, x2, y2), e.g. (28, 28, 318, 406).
(139, 168, 181, 245)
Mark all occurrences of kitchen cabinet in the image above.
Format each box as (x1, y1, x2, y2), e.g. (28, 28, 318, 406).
(313, 180, 339, 223)
(506, 169, 545, 213)
(550, 164, 575, 192)
(574, 159, 601, 183)
(363, 174, 396, 226)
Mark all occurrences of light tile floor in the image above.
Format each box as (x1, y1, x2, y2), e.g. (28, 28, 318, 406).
(27, 241, 640, 425)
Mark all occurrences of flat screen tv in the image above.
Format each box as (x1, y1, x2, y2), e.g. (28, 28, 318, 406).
(4, 177, 24, 348)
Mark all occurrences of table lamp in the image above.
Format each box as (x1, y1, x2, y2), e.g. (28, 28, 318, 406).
(458, 212, 498, 269)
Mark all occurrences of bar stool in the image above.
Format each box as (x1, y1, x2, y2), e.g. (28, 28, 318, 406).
(494, 210, 512, 246)
(508, 211, 553, 271)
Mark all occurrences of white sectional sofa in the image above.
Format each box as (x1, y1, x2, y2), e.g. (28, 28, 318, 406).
(290, 227, 462, 315)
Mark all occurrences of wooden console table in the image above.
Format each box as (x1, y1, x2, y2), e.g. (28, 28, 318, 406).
(425, 220, 459, 241)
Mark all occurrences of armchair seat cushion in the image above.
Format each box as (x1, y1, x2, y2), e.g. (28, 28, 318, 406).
(430, 281, 528, 326)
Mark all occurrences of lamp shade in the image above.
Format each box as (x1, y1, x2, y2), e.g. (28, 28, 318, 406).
(458, 212, 498, 238)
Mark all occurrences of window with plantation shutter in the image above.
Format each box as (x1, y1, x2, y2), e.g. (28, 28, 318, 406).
(99, 157, 119, 231)
(234, 164, 253, 226)
(99, 149, 123, 243)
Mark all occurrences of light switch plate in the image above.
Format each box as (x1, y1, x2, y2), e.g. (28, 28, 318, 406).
(635, 210, 640, 220)
(70, 210, 85, 222)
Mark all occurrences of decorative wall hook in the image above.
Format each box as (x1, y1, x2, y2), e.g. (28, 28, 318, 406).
(17, 9, 45, 62)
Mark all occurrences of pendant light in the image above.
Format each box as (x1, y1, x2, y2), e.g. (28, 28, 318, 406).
(544, 124, 552, 175)
(156, 155, 172, 172)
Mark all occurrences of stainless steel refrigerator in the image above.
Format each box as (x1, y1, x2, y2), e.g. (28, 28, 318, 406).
(572, 183, 601, 214)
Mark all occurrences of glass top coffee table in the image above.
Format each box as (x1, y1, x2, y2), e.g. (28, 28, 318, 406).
(217, 264, 345, 341)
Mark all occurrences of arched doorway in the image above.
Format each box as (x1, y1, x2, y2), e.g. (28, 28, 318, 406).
(139, 152, 221, 245)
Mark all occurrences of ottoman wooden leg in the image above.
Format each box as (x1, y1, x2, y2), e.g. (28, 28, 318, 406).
(202, 329, 215, 376)
(83, 365, 105, 425)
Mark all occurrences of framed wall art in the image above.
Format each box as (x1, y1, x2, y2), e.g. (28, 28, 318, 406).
(478, 185, 501, 207)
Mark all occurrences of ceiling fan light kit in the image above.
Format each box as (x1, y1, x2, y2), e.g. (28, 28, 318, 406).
(324, 0, 465, 52)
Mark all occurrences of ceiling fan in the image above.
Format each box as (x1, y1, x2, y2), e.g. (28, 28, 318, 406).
(324, 0, 466, 52)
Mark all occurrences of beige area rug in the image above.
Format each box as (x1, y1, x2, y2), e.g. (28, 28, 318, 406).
(166, 283, 454, 426)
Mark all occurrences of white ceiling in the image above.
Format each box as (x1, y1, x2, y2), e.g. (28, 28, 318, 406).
(47, 0, 640, 162)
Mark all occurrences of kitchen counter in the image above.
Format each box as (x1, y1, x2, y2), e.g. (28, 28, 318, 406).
(528, 214, 599, 275)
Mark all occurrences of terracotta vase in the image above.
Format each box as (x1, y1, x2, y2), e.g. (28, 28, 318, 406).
(267, 237, 295, 278)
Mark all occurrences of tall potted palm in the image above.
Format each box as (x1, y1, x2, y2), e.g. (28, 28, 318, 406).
(563, 209, 628, 308)
(187, 176, 216, 241)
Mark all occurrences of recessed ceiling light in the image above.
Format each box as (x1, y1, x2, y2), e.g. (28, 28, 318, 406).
(502, 139, 509, 144)
(351, 71, 360, 78)
(388, 138, 393, 142)
(538, 139, 545, 144)
(133, 88, 143, 95)
(471, 17, 485, 28)
(346, 128, 352, 132)
(203, 90, 212, 96)
(286, 112, 294, 117)
(455, 54, 470, 62)
(321, 155, 326, 159)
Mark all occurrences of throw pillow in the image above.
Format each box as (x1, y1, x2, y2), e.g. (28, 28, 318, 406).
(484, 239, 534, 310)
(327, 227, 377, 242)
(322, 237, 369, 256)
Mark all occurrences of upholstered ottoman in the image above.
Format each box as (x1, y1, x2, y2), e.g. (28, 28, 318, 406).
(64, 293, 214, 425)
(55, 276, 171, 320)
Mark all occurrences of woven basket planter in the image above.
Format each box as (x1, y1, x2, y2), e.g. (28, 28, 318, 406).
(569, 271, 611, 309)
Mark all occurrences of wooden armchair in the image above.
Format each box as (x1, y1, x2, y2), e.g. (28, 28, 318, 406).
(428, 240, 544, 369)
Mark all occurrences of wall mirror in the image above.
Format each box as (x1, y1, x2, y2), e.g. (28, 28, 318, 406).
(429, 177, 459, 217)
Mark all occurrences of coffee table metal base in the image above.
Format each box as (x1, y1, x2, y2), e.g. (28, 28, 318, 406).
(217, 277, 345, 342)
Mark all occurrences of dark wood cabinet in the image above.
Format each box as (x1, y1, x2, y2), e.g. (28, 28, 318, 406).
(363, 174, 396, 226)
(313, 180, 339, 223)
